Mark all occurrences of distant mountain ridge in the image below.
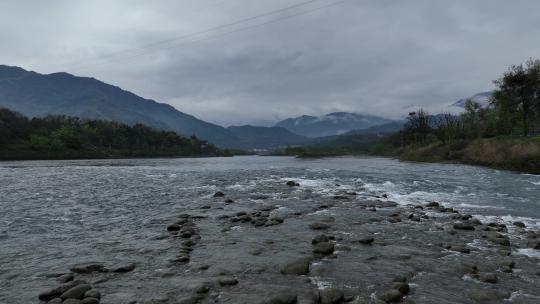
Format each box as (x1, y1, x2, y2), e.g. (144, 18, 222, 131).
(227, 125, 308, 149)
(275, 112, 394, 137)
(0, 65, 241, 147)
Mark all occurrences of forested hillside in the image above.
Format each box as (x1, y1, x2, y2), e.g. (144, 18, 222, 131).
(0, 108, 226, 160)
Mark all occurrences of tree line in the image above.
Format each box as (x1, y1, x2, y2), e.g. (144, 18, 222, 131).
(391, 59, 540, 147)
(0, 108, 226, 159)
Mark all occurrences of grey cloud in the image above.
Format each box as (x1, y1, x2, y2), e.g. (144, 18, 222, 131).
(1, 0, 540, 126)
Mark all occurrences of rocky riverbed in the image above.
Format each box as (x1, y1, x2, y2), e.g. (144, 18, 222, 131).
(34, 185, 540, 304)
(1, 157, 539, 304)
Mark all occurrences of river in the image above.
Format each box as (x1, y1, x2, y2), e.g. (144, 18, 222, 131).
(1, 156, 539, 303)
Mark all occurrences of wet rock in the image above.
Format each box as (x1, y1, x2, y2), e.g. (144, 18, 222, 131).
(392, 282, 410, 295)
(200, 205, 211, 209)
(84, 289, 101, 299)
(469, 218, 482, 225)
(479, 273, 498, 284)
(112, 263, 136, 273)
(63, 299, 82, 304)
(286, 181, 299, 186)
(513, 221, 526, 228)
(219, 277, 239, 286)
(195, 284, 210, 294)
(358, 236, 374, 245)
(39, 281, 86, 301)
(57, 273, 74, 283)
(61, 284, 92, 299)
(319, 288, 344, 304)
(225, 198, 234, 203)
(377, 289, 402, 302)
(467, 289, 510, 302)
(47, 299, 63, 304)
(312, 234, 329, 244)
(453, 223, 475, 230)
(313, 242, 334, 255)
(176, 296, 200, 304)
(81, 298, 100, 304)
(261, 292, 298, 304)
(70, 263, 105, 274)
(167, 224, 181, 231)
(309, 222, 331, 230)
(213, 191, 225, 197)
(280, 257, 312, 275)
(449, 245, 470, 254)
(425, 202, 439, 208)
(174, 255, 190, 263)
(527, 239, 540, 249)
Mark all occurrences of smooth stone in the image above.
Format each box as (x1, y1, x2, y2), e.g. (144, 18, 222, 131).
(467, 289, 510, 302)
(313, 242, 334, 255)
(39, 281, 86, 301)
(261, 292, 298, 304)
(112, 263, 136, 273)
(479, 273, 498, 283)
(392, 282, 410, 294)
(47, 299, 62, 304)
(61, 284, 92, 299)
(219, 277, 239, 286)
(453, 223, 475, 230)
(312, 234, 329, 244)
(377, 289, 402, 302)
(309, 222, 331, 230)
(213, 191, 225, 197)
(84, 289, 101, 299)
(63, 299, 82, 304)
(70, 263, 105, 274)
(319, 288, 344, 304)
(358, 237, 374, 245)
(450, 245, 470, 254)
(81, 298, 100, 304)
(286, 181, 299, 186)
(280, 257, 312, 275)
(57, 273, 74, 283)
(176, 296, 200, 304)
(513, 221, 526, 228)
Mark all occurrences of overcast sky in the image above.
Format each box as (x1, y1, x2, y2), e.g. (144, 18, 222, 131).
(1, 0, 540, 126)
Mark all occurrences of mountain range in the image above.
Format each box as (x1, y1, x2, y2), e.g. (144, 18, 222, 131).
(274, 112, 394, 138)
(0, 65, 398, 149)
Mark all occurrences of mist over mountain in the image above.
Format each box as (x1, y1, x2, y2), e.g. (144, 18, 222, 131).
(275, 112, 395, 138)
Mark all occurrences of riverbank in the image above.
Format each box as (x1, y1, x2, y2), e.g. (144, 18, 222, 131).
(378, 137, 540, 174)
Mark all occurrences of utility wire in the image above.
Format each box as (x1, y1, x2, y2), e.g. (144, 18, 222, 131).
(64, 0, 324, 70)
(66, 0, 351, 71)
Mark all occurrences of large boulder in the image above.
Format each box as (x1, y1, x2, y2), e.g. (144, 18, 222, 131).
(280, 257, 312, 275)
(61, 284, 92, 300)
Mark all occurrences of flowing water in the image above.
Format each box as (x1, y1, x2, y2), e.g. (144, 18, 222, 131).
(1, 156, 539, 303)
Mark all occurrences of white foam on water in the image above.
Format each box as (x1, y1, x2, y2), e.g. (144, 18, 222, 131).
(515, 248, 540, 259)
(310, 277, 333, 289)
(529, 181, 540, 185)
(474, 214, 540, 230)
(507, 290, 540, 302)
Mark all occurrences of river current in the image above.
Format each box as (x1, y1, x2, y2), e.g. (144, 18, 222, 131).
(1, 156, 539, 303)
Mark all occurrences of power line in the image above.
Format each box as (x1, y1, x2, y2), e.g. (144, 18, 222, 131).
(64, 0, 324, 70)
(66, 0, 351, 71)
